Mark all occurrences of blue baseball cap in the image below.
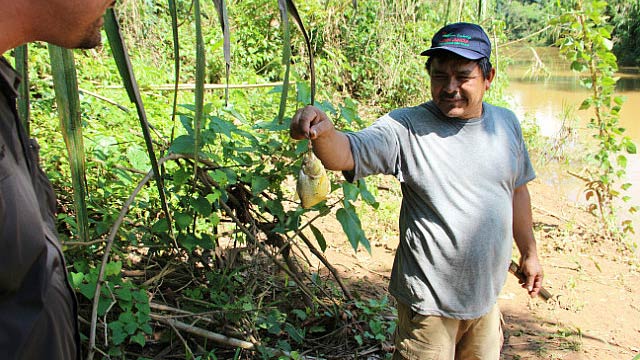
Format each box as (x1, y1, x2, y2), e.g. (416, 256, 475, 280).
(421, 22, 491, 60)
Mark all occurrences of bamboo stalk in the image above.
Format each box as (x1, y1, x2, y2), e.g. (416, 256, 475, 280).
(104, 82, 294, 91)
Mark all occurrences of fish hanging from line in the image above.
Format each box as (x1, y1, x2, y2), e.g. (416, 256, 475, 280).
(296, 148, 330, 209)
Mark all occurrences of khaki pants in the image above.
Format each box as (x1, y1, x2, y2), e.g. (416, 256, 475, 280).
(393, 302, 503, 360)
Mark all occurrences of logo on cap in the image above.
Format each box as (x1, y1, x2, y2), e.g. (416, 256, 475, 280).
(421, 22, 491, 60)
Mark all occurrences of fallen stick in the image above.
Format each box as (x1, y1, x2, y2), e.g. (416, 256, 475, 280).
(509, 260, 553, 301)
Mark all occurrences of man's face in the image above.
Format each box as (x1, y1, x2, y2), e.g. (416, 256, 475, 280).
(37, 0, 115, 49)
(429, 56, 495, 119)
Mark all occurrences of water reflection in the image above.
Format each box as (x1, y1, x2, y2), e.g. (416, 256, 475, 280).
(504, 46, 640, 232)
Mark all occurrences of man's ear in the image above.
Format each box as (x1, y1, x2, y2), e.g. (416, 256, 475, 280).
(485, 67, 496, 90)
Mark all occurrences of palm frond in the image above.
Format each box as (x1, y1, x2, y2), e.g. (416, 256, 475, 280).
(48, 45, 89, 243)
(103, 8, 173, 236)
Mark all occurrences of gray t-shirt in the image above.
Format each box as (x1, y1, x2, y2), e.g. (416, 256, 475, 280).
(345, 101, 535, 319)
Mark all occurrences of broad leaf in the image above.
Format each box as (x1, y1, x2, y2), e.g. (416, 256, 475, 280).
(336, 207, 370, 253)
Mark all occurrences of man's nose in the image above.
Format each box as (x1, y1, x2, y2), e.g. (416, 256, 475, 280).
(443, 77, 459, 93)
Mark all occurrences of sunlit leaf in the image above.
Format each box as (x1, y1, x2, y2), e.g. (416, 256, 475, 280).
(626, 141, 637, 154)
(617, 155, 627, 168)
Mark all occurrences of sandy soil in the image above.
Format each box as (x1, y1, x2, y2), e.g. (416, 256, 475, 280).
(306, 177, 640, 359)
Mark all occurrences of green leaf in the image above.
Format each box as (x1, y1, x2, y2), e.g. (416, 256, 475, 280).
(115, 287, 133, 302)
(336, 207, 370, 253)
(130, 333, 146, 347)
(211, 169, 229, 186)
(284, 323, 305, 344)
(179, 234, 198, 252)
(105, 261, 123, 277)
(191, 196, 212, 217)
(309, 224, 327, 252)
(251, 175, 270, 195)
(340, 101, 360, 124)
(175, 212, 193, 230)
(169, 135, 195, 155)
(151, 218, 169, 234)
(570, 61, 585, 72)
(296, 81, 311, 105)
(354, 334, 363, 346)
(126, 145, 150, 170)
(79, 282, 96, 300)
(626, 141, 637, 154)
(109, 321, 127, 345)
(48, 45, 89, 243)
(617, 155, 627, 168)
(70, 272, 84, 288)
(342, 182, 359, 202)
(291, 309, 307, 321)
(579, 98, 592, 110)
(358, 179, 379, 208)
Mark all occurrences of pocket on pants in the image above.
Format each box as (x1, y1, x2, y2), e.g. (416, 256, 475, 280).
(394, 302, 445, 360)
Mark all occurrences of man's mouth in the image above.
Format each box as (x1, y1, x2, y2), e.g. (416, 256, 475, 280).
(441, 97, 465, 103)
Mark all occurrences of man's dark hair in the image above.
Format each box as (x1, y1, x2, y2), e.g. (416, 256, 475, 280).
(425, 54, 493, 79)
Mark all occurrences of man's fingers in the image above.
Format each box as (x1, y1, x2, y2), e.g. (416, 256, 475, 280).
(309, 115, 333, 140)
(290, 106, 328, 140)
(290, 108, 310, 140)
(525, 276, 534, 293)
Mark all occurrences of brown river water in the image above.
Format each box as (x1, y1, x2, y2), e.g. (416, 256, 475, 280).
(504, 47, 640, 237)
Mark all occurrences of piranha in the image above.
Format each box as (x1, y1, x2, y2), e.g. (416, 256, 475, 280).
(296, 150, 331, 208)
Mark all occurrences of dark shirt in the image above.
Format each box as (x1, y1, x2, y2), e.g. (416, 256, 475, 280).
(0, 57, 80, 359)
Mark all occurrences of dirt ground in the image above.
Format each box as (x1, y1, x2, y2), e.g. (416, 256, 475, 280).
(307, 178, 640, 359)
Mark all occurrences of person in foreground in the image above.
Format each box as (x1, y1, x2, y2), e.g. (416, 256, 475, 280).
(290, 22, 543, 359)
(0, 0, 114, 358)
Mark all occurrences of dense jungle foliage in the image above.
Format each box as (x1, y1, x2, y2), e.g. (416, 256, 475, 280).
(10, 0, 637, 358)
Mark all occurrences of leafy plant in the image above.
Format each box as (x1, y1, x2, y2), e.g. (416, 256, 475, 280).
(553, 0, 638, 240)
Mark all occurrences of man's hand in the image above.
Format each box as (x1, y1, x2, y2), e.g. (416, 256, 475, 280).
(519, 255, 543, 298)
(289, 105, 354, 171)
(290, 105, 334, 141)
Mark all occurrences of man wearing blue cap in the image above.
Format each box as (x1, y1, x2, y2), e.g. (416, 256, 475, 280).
(290, 22, 543, 359)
